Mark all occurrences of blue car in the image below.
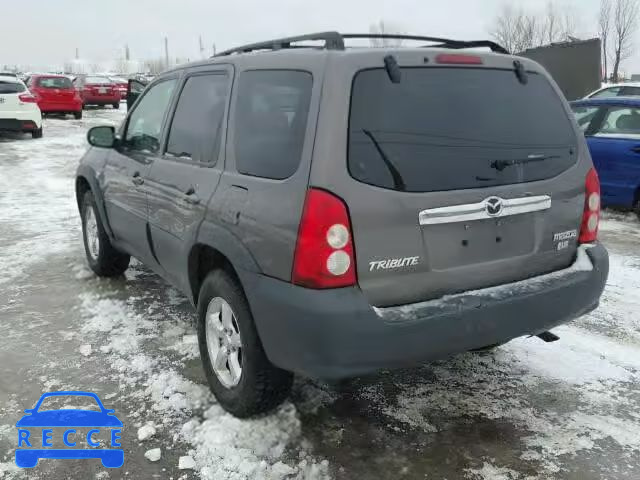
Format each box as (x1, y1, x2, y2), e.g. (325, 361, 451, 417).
(571, 97, 640, 218)
(15, 391, 123, 468)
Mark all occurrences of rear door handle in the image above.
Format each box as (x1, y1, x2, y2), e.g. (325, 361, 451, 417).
(184, 186, 200, 205)
(132, 172, 144, 186)
(631, 146, 640, 154)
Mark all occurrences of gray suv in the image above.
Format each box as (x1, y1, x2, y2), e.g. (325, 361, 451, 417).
(75, 32, 609, 417)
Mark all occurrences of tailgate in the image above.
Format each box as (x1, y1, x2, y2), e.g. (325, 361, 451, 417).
(336, 64, 586, 307)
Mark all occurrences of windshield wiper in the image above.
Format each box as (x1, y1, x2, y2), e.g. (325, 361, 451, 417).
(491, 154, 560, 172)
(361, 129, 406, 191)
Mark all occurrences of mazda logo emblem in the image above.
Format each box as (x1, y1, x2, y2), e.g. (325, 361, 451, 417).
(485, 196, 504, 216)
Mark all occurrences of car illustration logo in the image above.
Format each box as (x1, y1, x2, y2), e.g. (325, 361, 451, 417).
(15, 391, 123, 468)
(484, 196, 504, 217)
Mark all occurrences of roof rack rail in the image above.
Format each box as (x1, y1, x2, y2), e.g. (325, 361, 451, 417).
(213, 31, 509, 57)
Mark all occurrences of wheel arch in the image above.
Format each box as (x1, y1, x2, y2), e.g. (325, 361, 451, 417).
(75, 167, 114, 239)
(187, 222, 261, 306)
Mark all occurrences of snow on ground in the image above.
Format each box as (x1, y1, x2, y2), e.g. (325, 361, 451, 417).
(2, 109, 640, 479)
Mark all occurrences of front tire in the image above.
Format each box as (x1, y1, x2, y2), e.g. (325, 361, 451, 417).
(197, 270, 293, 417)
(112, 103, 120, 109)
(74, 110, 83, 120)
(81, 190, 130, 276)
(31, 127, 43, 139)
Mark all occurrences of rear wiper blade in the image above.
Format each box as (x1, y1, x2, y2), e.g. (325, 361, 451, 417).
(491, 154, 560, 172)
(361, 129, 406, 191)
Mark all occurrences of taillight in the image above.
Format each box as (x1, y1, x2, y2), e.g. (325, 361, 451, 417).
(579, 168, 600, 243)
(435, 54, 483, 65)
(18, 93, 37, 103)
(292, 188, 357, 289)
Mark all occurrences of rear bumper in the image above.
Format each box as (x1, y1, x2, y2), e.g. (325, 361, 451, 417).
(0, 115, 42, 131)
(82, 95, 120, 104)
(39, 101, 82, 112)
(242, 243, 609, 380)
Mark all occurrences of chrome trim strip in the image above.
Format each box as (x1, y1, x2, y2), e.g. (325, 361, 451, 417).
(418, 195, 551, 225)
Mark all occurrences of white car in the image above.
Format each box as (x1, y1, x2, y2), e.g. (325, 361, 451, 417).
(586, 82, 640, 99)
(0, 75, 42, 138)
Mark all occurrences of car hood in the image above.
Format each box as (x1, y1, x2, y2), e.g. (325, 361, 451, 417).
(16, 410, 123, 427)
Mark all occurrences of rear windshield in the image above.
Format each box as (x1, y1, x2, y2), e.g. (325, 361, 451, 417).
(348, 68, 577, 192)
(85, 76, 110, 84)
(37, 77, 73, 89)
(0, 80, 25, 94)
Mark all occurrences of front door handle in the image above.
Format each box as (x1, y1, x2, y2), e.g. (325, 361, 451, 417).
(184, 186, 200, 205)
(132, 172, 144, 186)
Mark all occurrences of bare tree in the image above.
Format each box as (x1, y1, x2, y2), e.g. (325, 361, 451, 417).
(113, 57, 128, 74)
(89, 63, 101, 74)
(599, 0, 612, 80)
(611, 0, 639, 82)
(369, 20, 405, 47)
(490, 3, 577, 53)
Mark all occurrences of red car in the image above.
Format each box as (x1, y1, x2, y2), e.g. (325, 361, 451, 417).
(27, 75, 83, 119)
(74, 76, 120, 109)
(109, 77, 128, 100)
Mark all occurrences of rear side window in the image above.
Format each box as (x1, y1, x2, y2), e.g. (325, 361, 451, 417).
(620, 86, 640, 97)
(37, 77, 73, 89)
(0, 81, 25, 94)
(234, 70, 312, 179)
(593, 107, 640, 138)
(571, 105, 601, 132)
(348, 68, 577, 192)
(591, 87, 621, 98)
(166, 73, 230, 163)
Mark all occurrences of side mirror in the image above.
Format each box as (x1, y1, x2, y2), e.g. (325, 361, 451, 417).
(87, 126, 115, 148)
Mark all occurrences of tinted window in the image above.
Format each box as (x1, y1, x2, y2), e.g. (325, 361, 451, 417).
(166, 74, 229, 163)
(234, 70, 312, 179)
(348, 68, 577, 192)
(124, 79, 177, 153)
(571, 105, 601, 132)
(0, 81, 25, 94)
(37, 77, 73, 89)
(620, 86, 640, 97)
(594, 107, 640, 138)
(591, 87, 621, 98)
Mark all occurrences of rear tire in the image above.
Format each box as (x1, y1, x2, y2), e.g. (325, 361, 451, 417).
(112, 103, 120, 109)
(31, 127, 43, 139)
(74, 111, 82, 120)
(81, 190, 130, 277)
(197, 270, 293, 417)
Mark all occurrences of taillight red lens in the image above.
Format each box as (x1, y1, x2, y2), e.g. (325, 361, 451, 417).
(292, 188, 357, 289)
(18, 93, 37, 103)
(579, 168, 600, 243)
(435, 54, 483, 65)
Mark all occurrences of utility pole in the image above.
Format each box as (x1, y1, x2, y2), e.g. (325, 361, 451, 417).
(164, 37, 169, 70)
(212, 43, 217, 56)
(75, 47, 79, 60)
(125, 44, 130, 61)
(199, 36, 205, 58)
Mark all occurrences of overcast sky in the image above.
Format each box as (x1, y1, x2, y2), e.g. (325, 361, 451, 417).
(5, 0, 638, 73)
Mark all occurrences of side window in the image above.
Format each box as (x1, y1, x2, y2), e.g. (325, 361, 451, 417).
(620, 86, 640, 97)
(594, 107, 640, 138)
(124, 79, 177, 153)
(591, 87, 621, 99)
(571, 105, 600, 132)
(234, 70, 313, 179)
(166, 73, 229, 163)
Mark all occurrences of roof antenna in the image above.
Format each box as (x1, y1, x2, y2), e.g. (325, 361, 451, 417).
(513, 60, 528, 85)
(384, 54, 401, 84)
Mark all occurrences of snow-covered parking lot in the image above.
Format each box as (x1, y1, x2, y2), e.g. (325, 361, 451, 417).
(1, 108, 640, 480)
